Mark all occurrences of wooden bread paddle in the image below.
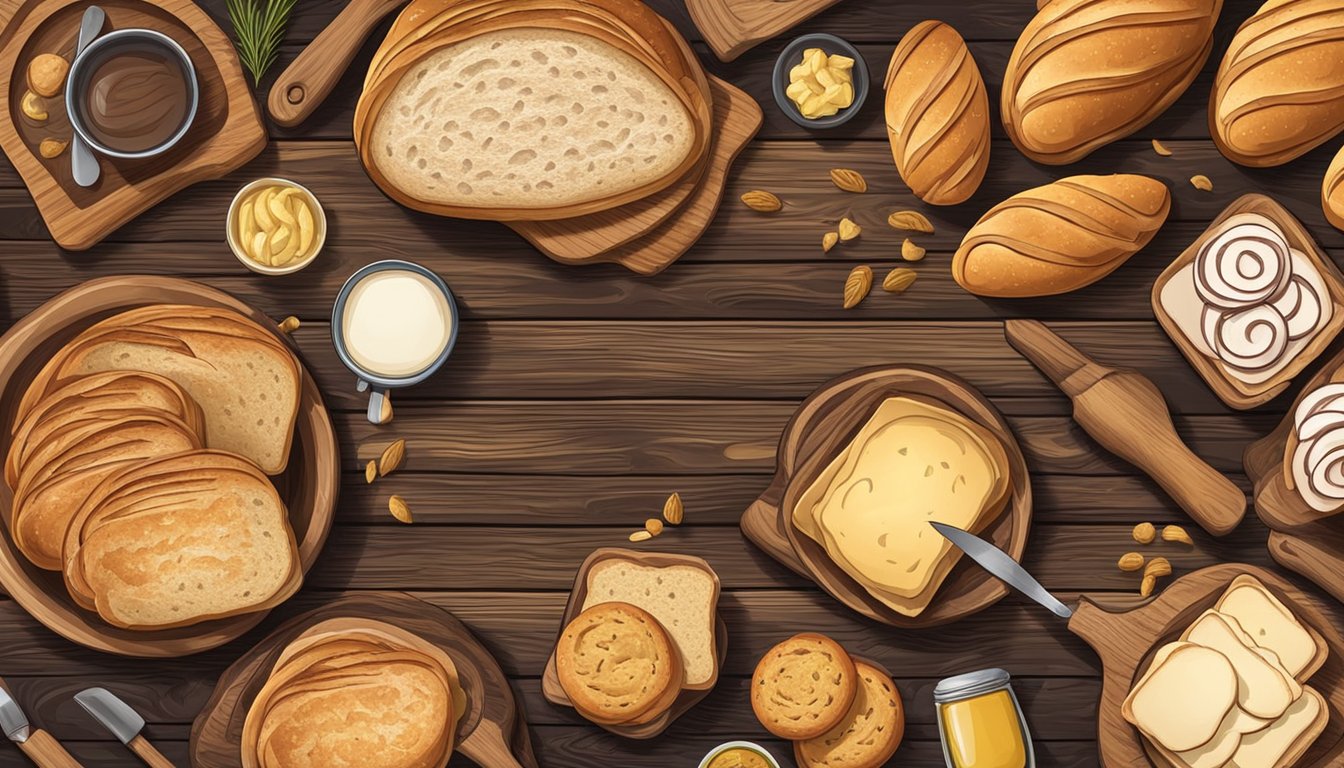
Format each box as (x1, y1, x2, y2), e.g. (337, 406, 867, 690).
(1004, 319, 1246, 536)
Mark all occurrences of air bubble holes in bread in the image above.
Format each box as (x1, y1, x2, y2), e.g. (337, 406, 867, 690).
(751, 633, 859, 740)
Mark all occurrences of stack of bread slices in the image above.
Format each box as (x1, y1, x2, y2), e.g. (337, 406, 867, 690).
(5, 305, 304, 631)
(1123, 574, 1330, 768)
(353, 0, 747, 274)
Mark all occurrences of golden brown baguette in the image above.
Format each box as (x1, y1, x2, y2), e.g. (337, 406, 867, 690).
(1212, 0, 1344, 167)
(884, 21, 990, 205)
(952, 174, 1171, 298)
(1002, 0, 1222, 165)
(1326, 145, 1344, 231)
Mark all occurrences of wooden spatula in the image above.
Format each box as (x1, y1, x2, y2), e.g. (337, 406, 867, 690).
(1004, 319, 1246, 536)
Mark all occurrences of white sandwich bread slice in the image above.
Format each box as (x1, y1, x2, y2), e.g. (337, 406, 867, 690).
(1215, 574, 1326, 681)
(1181, 610, 1301, 720)
(1123, 642, 1239, 753)
(1229, 686, 1328, 768)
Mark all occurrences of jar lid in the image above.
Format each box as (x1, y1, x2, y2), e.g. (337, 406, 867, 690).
(933, 668, 1012, 703)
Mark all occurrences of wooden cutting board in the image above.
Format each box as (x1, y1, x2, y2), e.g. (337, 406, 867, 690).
(0, 0, 265, 251)
(685, 0, 847, 61)
(1068, 564, 1344, 767)
(189, 592, 538, 768)
(740, 365, 1032, 629)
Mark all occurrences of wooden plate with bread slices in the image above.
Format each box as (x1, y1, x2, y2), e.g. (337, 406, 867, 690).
(0, 276, 338, 657)
(1070, 564, 1344, 767)
(542, 548, 728, 739)
(741, 365, 1031, 629)
(190, 592, 538, 768)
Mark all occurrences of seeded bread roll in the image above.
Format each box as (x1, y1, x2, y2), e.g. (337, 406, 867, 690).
(884, 21, 990, 205)
(1002, 0, 1222, 164)
(1212, 0, 1344, 167)
(953, 174, 1171, 298)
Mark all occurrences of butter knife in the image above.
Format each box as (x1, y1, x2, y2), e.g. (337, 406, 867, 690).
(930, 522, 1073, 619)
(0, 683, 81, 767)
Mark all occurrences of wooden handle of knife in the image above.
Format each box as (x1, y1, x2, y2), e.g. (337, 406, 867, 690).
(17, 730, 81, 768)
(128, 735, 174, 768)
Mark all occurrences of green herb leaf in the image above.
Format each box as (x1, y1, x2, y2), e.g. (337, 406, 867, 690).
(227, 0, 298, 86)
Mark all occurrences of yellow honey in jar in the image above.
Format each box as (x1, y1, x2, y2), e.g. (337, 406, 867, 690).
(934, 668, 1033, 768)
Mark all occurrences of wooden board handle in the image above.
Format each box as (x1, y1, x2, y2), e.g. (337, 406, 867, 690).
(266, 0, 404, 127)
(1003, 319, 1091, 387)
(127, 735, 174, 768)
(16, 730, 82, 768)
(459, 721, 524, 768)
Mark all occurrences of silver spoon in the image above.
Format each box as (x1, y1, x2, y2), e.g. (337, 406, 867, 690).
(70, 5, 104, 188)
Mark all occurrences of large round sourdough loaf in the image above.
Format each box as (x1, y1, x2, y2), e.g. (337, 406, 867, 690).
(1002, 0, 1222, 165)
(1212, 0, 1344, 167)
(1327, 146, 1344, 231)
(953, 174, 1171, 298)
(884, 21, 989, 206)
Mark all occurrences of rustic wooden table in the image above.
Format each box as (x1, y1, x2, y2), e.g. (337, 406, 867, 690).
(0, 0, 1337, 765)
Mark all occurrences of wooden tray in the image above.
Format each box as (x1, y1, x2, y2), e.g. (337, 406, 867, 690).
(511, 76, 760, 275)
(1069, 564, 1344, 767)
(1244, 343, 1344, 603)
(0, 276, 338, 657)
(685, 0, 847, 62)
(190, 592, 538, 768)
(1151, 193, 1344, 410)
(0, 0, 266, 251)
(741, 365, 1032, 629)
(542, 548, 728, 739)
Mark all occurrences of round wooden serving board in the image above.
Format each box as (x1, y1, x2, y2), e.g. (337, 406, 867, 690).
(740, 365, 1032, 628)
(190, 591, 538, 768)
(0, 276, 339, 657)
(1068, 564, 1344, 767)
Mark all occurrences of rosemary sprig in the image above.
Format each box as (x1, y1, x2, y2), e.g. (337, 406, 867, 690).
(226, 0, 298, 86)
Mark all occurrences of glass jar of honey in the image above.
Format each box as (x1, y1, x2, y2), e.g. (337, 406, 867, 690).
(934, 668, 1035, 768)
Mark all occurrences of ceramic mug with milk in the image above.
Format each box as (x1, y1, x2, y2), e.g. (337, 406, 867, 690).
(331, 260, 458, 423)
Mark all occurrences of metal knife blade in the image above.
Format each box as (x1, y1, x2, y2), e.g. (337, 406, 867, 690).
(70, 6, 105, 188)
(74, 688, 142, 745)
(0, 686, 30, 743)
(931, 522, 1074, 620)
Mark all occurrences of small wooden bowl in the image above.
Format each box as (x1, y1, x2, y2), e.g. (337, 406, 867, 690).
(1152, 193, 1344, 410)
(0, 276, 339, 657)
(542, 548, 727, 739)
(741, 365, 1032, 629)
(1069, 564, 1344, 767)
(190, 592, 538, 768)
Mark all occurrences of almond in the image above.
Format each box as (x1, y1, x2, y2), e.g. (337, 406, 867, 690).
(389, 495, 412, 524)
(39, 138, 67, 159)
(663, 492, 684, 525)
(901, 239, 926, 262)
(277, 316, 300, 334)
(882, 268, 917, 294)
(822, 231, 839, 253)
(838, 217, 862, 242)
(1161, 525, 1193, 545)
(379, 439, 406, 476)
(645, 518, 665, 536)
(1140, 574, 1157, 597)
(887, 210, 934, 234)
(628, 530, 653, 542)
(830, 168, 867, 193)
(1118, 552, 1145, 572)
(377, 395, 394, 425)
(843, 265, 873, 309)
(20, 91, 46, 122)
(1144, 557, 1172, 579)
(1132, 522, 1156, 545)
(1151, 139, 1173, 157)
(741, 190, 782, 212)
(364, 460, 377, 484)
(1190, 174, 1213, 192)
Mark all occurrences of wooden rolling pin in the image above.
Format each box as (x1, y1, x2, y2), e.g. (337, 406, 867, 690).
(1004, 319, 1246, 536)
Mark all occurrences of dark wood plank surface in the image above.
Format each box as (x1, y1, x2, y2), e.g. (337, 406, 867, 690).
(0, 0, 1339, 765)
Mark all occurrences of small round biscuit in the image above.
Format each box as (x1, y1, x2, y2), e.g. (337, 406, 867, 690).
(556, 601, 682, 726)
(751, 632, 858, 740)
(795, 661, 905, 768)
(27, 54, 69, 99)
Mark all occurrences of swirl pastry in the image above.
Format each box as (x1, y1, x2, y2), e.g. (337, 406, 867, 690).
(1291, 382, 1344, 515)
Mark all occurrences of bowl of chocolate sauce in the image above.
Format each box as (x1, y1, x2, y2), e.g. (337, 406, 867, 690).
(65, 28, 198, 159)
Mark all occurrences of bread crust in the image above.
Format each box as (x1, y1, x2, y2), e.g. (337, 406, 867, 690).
(556, 601, 683, 725)
(795, 661, 905, 768)
(1325, 145, 1344, 232)
(751, 633, 858, 740)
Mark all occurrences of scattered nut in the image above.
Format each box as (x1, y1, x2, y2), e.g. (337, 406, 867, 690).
(38, 138, 67, 159)
(277, 315, 301, 334)
(1118, 552, 1145, 572)
(364, 460, 377, 484)
(388, 495, 412, 524)
(27, 54, 69, 98)
(377, 395, 394, 425)
(379, 438, 406, 476)
(838, 217, 862, 242)
(830, 168, 867, 193)
(1132, 522, 1156, 544)
(888, 210, 934, 234)
(1162, 525, 1193, 545)
(1145, 557, 1173, 579)
(822, 231, 839, 253)
(1151, 139, 1172, 157)
(741, 190, 782, 212)
(628, 530, 653, 542)
(882, 268, 917, 294)
(662, 492, 683, 525)
(901, 239, 927, 262)
(843, 265, 873, 309)
(1190, 174, 1213, 192)
(645, 518, 665, 536)
(1140, 574, 1157, 597)
(20, 91, 47, 122)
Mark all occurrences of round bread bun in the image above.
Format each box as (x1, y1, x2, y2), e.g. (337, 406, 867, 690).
(751, 632, 858, 740)
(556, 601, 683, 725)
(795, 661, 905, 768)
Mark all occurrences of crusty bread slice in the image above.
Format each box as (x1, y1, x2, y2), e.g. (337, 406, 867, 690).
(1123, 642, 1239, 753)
(581, 557, 719, 689)
(1215, 574, 1326, 681)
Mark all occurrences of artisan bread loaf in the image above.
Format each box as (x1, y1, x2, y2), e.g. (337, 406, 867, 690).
(953, 174, 1171, 297)
(1325, 145, 1344, 232)
(1212, 0, 1344, 167)
(1002, 0, 1222, 164)
(884, 21, 989, 205)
